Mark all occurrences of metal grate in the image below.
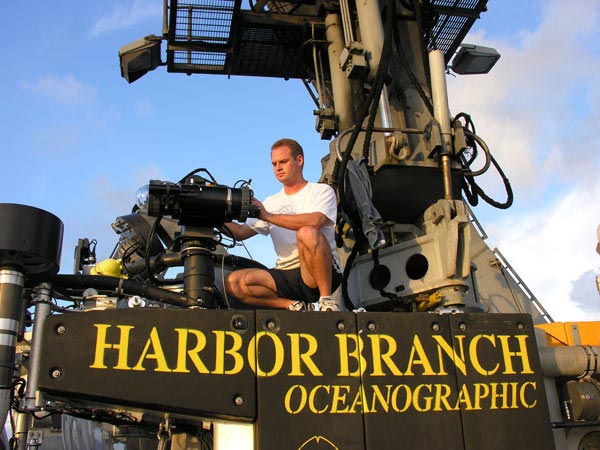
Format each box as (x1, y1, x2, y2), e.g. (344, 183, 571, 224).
(167, 0, 240, 73)
(167, 0, 315, 78)
(172, 0, 236, 44)
(166, 0, 488, 76)
(429, 0, 489, 63)
(171, 50, 227, 73)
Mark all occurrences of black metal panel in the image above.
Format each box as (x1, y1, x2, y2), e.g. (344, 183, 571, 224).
(371, 165, 463, 224)
(359, 313, 464, 450)
(448, 314, 555, 450)
(255, 310, 364, 450)
(36, 308, 554, 449)
(38, 309, 256, 421)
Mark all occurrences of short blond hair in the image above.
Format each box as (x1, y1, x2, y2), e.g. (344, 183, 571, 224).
(271, 138, 304, 159)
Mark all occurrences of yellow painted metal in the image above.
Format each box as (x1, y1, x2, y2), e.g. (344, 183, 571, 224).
(536, 322, 600, 346)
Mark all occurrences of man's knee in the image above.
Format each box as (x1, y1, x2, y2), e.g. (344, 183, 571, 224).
(297, 226, 321, 246)
(224, 270, 244, 296)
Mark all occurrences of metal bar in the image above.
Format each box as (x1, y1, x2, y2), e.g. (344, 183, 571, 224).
(22, 284, 53, 411)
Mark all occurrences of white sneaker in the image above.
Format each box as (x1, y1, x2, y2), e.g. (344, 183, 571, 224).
(318, 296, 341, 311)
(288, 301, 314, 311)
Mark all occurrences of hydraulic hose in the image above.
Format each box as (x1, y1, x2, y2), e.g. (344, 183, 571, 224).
(46, 274, 187, 307)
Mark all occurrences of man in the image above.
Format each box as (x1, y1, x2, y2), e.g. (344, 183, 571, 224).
(224, 138, 342, 311)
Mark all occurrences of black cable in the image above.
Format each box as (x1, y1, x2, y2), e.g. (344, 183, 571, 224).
(335, 0, 396, 199)
(453, 113, 514, 209)
(218, 225, 237, 249)
(399, 0, 414, 11)
(46, 275, 187, 307)
(177, 168, 217, 184)
(145, 215, 164, 286)
(472, 154, 514, 209)
(371, 248, 398, 301)
(392, 6, 434, 116)
(334, 0, 397, 307)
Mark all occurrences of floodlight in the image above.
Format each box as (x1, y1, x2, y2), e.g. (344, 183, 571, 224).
(119, 35, 163, 83)
(451, 44, 500, 75)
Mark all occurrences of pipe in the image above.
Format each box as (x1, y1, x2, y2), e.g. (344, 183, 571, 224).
(48, 275, 187, 307)
(355, 0, 384, 80)
(428, 49, 453, 200)
(538, 345, 600, 379)
(22, 283, 52, 411)
(339, 0, 354, 45)
(0, 267, 25, 433)
(325, 13, 354, 131)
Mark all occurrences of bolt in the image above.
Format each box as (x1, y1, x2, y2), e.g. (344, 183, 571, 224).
(234, 395, 244, 406)
(432, 323, 440, 332)
(337, 321, 345, 331)
(367, 322, 376, 332)
(232, 316, 247, 330)
(56, 325, 66, 335)
(459, 322, 466, 331)
(51, 369, 61, 379)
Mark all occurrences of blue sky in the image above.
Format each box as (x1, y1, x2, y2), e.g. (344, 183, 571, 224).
(2, 0, 599, 321)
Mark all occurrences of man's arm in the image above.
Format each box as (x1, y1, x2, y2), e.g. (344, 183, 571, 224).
(222, 222, 257, 241)
(259, 210, 330, 231)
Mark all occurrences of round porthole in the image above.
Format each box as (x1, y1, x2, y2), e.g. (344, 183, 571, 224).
(369, 265, 391, 290)
(406, 254, 428, 280)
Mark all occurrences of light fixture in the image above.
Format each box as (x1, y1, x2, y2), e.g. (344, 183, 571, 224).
(451, 44, 500, 75)
(119, 35, 163, 83)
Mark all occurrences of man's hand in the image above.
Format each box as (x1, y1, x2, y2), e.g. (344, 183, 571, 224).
(251, 197, 266, 220)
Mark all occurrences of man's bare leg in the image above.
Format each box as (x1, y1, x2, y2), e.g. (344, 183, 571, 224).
(296, 226, 333, 297)
(224, 268, 298, 309)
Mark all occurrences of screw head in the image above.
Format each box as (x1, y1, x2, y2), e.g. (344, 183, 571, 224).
(337, 321, 345, 331)
(232, 316, 247, 330)
(266, 320, 276, 330)
(367, 322, 376, 332)
(56, 324, 66, 335)
(234, 395, 244, 406)
(432, 323, 440, 332)
(51, 368, 62, 379)
(459, 322, 467, 331)
(517, 322, 524, 331)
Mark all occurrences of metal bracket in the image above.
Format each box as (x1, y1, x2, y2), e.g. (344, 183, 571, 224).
(314, 107, 337, 140)
(340, 42, 367, 79)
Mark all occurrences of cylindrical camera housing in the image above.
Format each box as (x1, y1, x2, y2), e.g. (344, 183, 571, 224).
(147, 181, 256, 226)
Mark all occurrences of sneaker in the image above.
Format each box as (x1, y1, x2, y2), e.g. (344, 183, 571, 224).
(288, 301, 314, 311)
(318, 296, 341, 312)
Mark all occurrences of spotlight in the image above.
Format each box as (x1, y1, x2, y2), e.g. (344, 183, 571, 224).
(119, 35, 163, 83)
(451, 44, 500, 75)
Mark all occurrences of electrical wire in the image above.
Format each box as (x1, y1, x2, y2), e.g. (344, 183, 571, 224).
(145, 215, 164, 286)
(177, 168, 217, 184)
(453, 113, 514, 209)
(334, 0, 397, 306)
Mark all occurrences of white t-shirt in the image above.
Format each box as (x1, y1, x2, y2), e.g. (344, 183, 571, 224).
(247, 182, 341, 271)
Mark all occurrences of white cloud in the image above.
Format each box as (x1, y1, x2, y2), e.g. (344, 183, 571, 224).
(570, 270, 600, 313)
(491, 181, 600, 321)
(447, 0, 600, 322)
(135, 100, 155, 117)
(448, 0, 600, 197)
(91, 0, 162, 36)
(92, 164, 165, 213)
(21, 74, 97, 106)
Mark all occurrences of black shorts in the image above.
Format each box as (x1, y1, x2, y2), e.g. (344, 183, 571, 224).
(267, 267, 343, 303)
